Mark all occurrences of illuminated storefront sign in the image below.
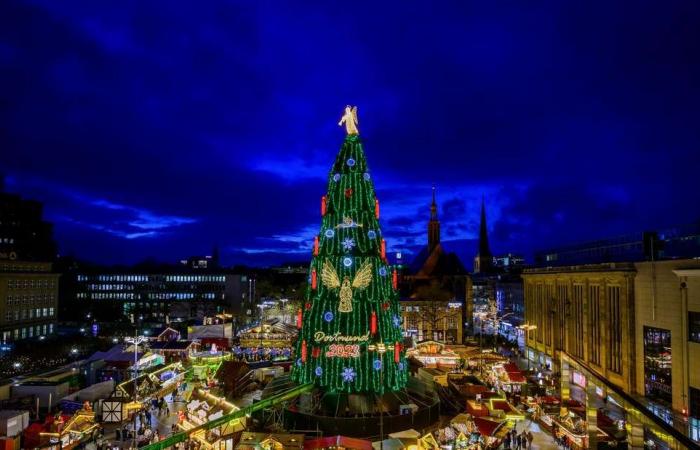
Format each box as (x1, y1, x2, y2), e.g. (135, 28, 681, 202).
(572, 371, 587, 387)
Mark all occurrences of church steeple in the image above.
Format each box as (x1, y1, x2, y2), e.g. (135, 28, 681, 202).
(474, 195, 493, 273)
(428, 186, 440, 253)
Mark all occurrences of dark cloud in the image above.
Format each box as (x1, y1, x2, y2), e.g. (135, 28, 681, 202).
(1, 0, 699, 267)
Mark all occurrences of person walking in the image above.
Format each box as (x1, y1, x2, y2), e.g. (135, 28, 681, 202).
(527, 431, 534, 449)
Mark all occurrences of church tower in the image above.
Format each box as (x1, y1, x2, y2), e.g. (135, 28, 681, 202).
(473, 196, 493, 273)
(428, 186, 440, 253)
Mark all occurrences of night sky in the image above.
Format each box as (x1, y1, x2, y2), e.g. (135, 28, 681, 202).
(2, 1, 699, 268)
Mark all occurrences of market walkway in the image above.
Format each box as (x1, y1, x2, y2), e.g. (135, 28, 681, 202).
(514, 419, 559, 449)
(102, 391, 187, 449)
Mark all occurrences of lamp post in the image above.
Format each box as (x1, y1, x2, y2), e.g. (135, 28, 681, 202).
(377, 343, 386, 450)
(125, 332, 147, 449)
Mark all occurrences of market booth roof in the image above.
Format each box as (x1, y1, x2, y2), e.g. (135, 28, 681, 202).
(304, 435, 373, 450)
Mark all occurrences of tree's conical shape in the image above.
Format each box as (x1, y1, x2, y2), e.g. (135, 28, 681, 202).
(290, 135, 408, 393)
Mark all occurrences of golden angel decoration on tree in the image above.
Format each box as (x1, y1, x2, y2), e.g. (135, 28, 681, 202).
(321, 260, 372, 312)
(338, 105, 359, 135)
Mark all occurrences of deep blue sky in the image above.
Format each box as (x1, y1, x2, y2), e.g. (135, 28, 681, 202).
(2, 1, 699, 268)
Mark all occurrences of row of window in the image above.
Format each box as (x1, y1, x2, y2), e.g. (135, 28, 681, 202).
(6, 279, 56, 289)
(165, 275, 226, 283)
(1, 323, 54, 341)
(0, 237, 15, 244)
(85, 292, 219, 300)
(4, 307, 55, 322)
(77, 274, 228, 283)
(6, 294, 56, 306)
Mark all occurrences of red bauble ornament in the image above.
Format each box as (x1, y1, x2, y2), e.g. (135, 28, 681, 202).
(392, 269, 398, 290)
(313, 236, 319, 256)
(305, 302, 312, 311)
(296, 308, 303, 329)
(312, 347, 321, 358)
(321, 196, 327, 216)
(382, 302, 389, 311)
(370, 311, 377, 335)
(311, 269, 317, 290)
(344, 188, 353, 198)
(375, 199, 380, 219)
(301, 340, 308, 362)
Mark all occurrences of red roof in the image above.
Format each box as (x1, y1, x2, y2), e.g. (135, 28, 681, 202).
(503, 363, 520, 372)
(473, 417, 504, 436)
(507, 372, 527, 383)
(305, 436, 372, 450)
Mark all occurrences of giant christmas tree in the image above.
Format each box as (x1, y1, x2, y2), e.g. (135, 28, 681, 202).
(290, 106, 408, 394)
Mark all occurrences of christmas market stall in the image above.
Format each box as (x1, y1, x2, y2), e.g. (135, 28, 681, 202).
(304, 435, 373, 450)
(176, 388, 244, 449)
(236, 319, 297, 361)
(236, 432, 305, 450)
(406, 340, 461, 370)
(101, 362, 187, 423)
(34, 405, 100, 450)
(190, 343, 232, 383)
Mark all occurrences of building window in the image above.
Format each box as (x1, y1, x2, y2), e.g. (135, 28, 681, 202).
(607, 286, 622, 374)
(691, 387, 700, 420)
(689, 311, 700, 344)
(589, 285, 601, 366)
(572, 284, 584, 358)
(643, 326, 672, 405)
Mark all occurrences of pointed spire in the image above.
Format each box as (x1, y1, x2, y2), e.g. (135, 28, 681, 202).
(430, 185, 438, 220)
(474, 195, 493, 273)
(428, 186, 440, 253)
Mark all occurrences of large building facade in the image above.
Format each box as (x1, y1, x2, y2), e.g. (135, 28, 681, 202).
(523, 259, 700, 446)
(64, 269, 247, 324)
(523, 263, 637, 391)
(0, 188, 59, 342)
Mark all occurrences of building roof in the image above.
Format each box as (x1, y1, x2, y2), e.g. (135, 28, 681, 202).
(409, 243, 467, 277)
(149, 340, 195, 351)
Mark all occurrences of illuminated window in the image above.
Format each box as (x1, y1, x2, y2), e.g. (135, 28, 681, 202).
(689, 311, 700, 344)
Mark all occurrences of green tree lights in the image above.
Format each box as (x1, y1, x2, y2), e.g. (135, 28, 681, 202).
(290, 134, 408, 394)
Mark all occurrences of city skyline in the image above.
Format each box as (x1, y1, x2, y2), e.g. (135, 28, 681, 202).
(2, 1, 700, 267)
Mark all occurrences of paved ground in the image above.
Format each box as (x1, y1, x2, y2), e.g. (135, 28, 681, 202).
(102, 391, 188, 448)
(513, 419, 559, 450)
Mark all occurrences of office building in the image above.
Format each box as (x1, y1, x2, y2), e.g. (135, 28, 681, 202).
(0, 187, 59, 341)
(0, 260, 59, 342)
(64, 268, 247, 324)
(0, 191, 57, 262)
(523, 259, 700, 447)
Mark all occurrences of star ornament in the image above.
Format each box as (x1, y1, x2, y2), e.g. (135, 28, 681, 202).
(342, 367, 357, 383)
(342, 237, 355, 251)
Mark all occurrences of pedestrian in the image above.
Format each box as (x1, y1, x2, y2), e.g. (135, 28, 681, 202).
(515, 434, 521, 450)
(504, 435, 511, 449)
(527, 431, 534, 449)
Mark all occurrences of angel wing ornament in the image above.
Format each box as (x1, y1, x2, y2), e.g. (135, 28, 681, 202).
(321, 260, 373, 312)
(338, 105, 359, 135)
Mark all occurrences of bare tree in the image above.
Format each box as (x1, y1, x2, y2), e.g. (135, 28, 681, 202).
(413, 280, 456, 342)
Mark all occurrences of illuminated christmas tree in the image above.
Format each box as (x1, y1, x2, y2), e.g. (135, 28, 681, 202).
(290, 106, 408, 394)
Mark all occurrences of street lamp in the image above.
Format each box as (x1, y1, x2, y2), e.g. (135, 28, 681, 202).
(125, 332, 147, 449)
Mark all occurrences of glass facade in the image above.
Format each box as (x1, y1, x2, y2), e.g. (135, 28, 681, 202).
(643, 326, 672, 405)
